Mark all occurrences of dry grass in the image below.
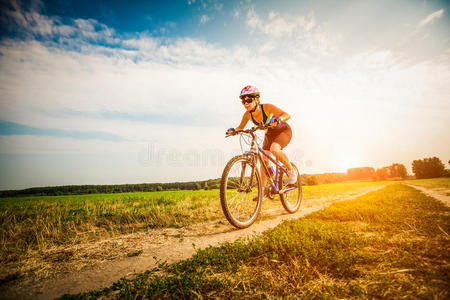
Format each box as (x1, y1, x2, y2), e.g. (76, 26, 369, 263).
(405, 177, 450, 189)
(64, 183, 449, 299)
(0, 181, 386, 263)
(0, 190, 221, 262)
(0, 181, 388, 286)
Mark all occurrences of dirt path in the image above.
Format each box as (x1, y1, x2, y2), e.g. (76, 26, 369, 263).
(405, 184, 450, 207)
(1, 185, 386, 300)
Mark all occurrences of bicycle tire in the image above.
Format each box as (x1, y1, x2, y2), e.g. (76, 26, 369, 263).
(220, 154, 262, 229)
(279, 163, 302, 213)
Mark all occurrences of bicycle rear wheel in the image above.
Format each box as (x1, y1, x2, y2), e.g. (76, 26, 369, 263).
(279, 163, 302, 213)
(220, 155, 262, 229)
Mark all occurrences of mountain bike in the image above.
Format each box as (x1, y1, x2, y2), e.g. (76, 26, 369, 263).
(220, 124, 302, 228)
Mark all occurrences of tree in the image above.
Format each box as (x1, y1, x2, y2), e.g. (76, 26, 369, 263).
(347, 167, 375, 180)
(203, 182, 209, 190)
(306, 175, 318, 185)
(396, 164, 408, 178)
(387, 163, 407, 178)
(156, 186, 163, 191)
(375, 167, 389, 180)
(412, 157, 446, 179)
(194, 183, 201, 190)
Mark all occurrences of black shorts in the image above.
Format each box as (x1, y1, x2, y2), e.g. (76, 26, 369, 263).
(262, 123, 292, 150)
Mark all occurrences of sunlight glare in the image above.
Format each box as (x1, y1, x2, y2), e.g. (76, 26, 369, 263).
(340, 155, 362, 172)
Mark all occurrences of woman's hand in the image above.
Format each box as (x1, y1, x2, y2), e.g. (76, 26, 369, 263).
(269, 116, 281, 127)
(226, 128, 236, 135)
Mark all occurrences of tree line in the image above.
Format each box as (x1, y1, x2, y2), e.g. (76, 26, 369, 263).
(1, 156, 448, 197)
(343, 157, 449, 182)
(0, 179, 222, 197)
(304, 156, 449, 185)
(412, 157, 448, 179)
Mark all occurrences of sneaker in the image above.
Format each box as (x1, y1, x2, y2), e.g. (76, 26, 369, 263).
(287, 169, 297, 185)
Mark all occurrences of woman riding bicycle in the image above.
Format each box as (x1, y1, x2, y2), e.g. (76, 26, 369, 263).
(226, 85, 297, 197)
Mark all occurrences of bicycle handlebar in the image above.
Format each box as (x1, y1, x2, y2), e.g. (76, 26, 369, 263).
(226, 124, 270, 137)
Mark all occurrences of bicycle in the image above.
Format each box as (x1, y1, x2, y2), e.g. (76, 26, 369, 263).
(220, 124, 302, 228)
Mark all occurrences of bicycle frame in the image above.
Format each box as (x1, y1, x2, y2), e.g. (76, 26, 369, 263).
(222, 125, 302, 228)
(241, 126, 296, 195)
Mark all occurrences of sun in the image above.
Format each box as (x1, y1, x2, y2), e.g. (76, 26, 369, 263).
(340, 155, 362, 172)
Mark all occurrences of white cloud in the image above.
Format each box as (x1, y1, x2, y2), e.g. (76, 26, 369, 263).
(246, 9, 317, 37)
(7, 1, 57, 36)
(268, 11, 277, 20)
(200, 14, 210, 24)
(74, 18, 95, 32)
(418, 9, 444, 28)
(213, 3, 223, 11)
(189, 0, 222, 12)
(244, 9, 334, 57)
(122, 36, 159, 51)
(2, 36, 448, 155)
(399, 9, 445, 47)
(1, 3, 449, 187)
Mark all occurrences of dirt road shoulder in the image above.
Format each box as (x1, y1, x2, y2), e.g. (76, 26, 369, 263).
(404, 184, 450, 207)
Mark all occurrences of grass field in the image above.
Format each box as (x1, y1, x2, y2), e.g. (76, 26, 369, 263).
(405, 178, 450, 189)
(0, 181, 388, 265)
(60, 182, 450, 299)
(0, 189, 220, 263)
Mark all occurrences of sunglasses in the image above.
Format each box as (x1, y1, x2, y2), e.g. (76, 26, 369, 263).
(240, 96, 257, 104)
(241, 98, 254, 104)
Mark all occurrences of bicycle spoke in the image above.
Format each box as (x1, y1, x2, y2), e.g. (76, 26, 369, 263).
(221, 156, 261, 227)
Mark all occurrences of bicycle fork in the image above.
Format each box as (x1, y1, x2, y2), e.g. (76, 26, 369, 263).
(239, 160, 257, 193)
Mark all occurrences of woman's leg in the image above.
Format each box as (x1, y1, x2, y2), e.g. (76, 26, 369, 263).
(260, 154, 269, 189)
(259, 137, 271, 192)
(253, 153, 270, 201)
(270, 142, 297, 184)
(269, 142, 293, 170)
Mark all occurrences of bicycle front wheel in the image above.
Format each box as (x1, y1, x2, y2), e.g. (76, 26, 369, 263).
(279, 163, 302, 213)
(220, 155, 262, 229)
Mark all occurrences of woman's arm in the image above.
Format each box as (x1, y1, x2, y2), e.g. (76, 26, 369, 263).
(235, 112, 249, 130)
(264, 103, 291, 122)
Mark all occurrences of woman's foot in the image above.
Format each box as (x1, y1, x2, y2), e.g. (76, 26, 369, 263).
(287, 169, 297, 185)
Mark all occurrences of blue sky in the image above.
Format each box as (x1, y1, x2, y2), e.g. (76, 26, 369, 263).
(0, 0, 449, 189)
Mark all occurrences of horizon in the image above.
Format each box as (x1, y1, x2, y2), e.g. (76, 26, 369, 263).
(2, 158, 446, 192)
(1, 0, 449, 190)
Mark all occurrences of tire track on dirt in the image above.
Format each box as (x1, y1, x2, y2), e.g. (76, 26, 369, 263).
(1, 184, 387, 300)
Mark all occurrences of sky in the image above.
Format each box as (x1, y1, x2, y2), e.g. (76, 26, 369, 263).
(0, 0, 449, 190)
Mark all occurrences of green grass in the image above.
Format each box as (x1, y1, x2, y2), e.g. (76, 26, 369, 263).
(405, 177, 450, 189)
(302, 180, 388, 199)
(0, 181, 387, 264)
(0, 190, 221, 262)
(61, 183, 449, 299)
